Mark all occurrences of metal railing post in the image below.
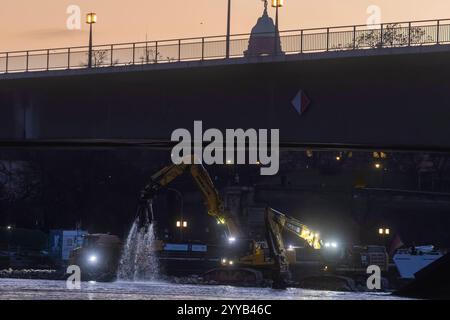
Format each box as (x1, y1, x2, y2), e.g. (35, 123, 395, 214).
(201, 37, 205, 60)
(380, 24, 384, 48)
(144, 41, 148, 64)
(437, 20, 440, 44)
(68, 48, 71, 69)
(26, 51, 29, 72)
(178, 39, 181, 62)
(226, 0, 231, 59)
(300, 30, 303, 53)
(353, 26, 357, 49)
(408, 22, 412, 46)
(46, 49, 50, 71)
(155, 41, 158, 64)
(111, 45, 114, 66)
(132, 43, 135, 64)
(326, 28, 330, 51)
(5, 52, 8, 73)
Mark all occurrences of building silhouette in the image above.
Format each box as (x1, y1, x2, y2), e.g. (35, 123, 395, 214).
(245, 1, 284, 57)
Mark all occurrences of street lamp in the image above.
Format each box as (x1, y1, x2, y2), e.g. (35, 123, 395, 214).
(176, 219, 188, 243)
(169, 188, 186, 241)
(226, 0, 232, 59)
(271, 0, 284, 55)
(6, 225, 13, 263)
(176, 221, 188, 228)
(86, 12, 97, 68)
(378, 227, 391, 247)
(176, 221, 188, 227)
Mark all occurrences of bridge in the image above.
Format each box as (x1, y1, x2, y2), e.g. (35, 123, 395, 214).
(1, 19, 450, 151)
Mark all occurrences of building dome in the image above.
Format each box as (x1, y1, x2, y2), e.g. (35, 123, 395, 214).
(244, 3, 284, 57)
(250, 8, 276, 36)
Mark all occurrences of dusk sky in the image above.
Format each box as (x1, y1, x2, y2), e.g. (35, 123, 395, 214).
(1, 0, 449, 52)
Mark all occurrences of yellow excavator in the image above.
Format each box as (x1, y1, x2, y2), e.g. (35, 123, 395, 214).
(138, 157, 322, 288)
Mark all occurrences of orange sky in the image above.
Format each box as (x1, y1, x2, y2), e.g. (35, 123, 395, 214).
(1, 0, 449, 52)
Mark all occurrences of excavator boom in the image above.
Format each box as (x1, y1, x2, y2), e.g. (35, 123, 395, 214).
(264, 207, 321, 288)
(140, 160, 241, 238)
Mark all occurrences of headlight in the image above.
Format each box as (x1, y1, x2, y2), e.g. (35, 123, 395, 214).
(228, 237, 236, 244)
(324, 241, 338, 249)
(229, 260, 234, 266)
(88, 255, 98, 264)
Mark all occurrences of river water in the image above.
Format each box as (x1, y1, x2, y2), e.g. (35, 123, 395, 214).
(0, 278, 407, 300)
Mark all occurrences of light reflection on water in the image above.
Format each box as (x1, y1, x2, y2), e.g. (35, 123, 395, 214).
(0, 278, 408, 300)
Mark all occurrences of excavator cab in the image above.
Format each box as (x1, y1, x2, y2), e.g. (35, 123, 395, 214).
(202, 238, 268, 286)
(216, 237, 291, 288)
(220, 238, 267, 267)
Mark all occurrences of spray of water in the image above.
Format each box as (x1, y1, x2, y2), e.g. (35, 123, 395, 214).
(117, 203, 160, 281)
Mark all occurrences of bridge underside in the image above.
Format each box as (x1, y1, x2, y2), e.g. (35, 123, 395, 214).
(1, 47, 450, 150)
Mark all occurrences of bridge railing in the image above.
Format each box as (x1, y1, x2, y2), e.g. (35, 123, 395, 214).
(1, 19, 449, 74)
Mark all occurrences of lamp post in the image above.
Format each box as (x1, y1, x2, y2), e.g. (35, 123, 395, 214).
(271, 0, 284, 55)
(378, 227, 391, 247)
(176, 220, 188, 242)
(226, 0, 232, 59)
(169, 188, 185, 242)
(86, 13, 97, 68)
(6, 225, 13, 265)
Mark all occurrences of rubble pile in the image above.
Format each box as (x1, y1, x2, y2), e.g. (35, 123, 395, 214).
(0, 269, 65, 280)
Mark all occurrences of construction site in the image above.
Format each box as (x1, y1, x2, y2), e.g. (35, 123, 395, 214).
(1, 1, 450, 301)
(1, 147, 449, 299)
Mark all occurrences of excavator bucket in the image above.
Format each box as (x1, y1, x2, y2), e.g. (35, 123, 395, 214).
(135, 200, 154, 230)
(271, 268, 289, 289)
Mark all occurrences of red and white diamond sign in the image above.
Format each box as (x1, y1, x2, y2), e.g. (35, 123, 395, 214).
(291, 90, 311, 116)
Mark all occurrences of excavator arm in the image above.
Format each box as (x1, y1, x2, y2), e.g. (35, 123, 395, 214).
(140, 160, 242, 238)
(264, 207, 321, 288)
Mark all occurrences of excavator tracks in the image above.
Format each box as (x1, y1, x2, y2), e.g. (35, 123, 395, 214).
(203, 267, 264, 287)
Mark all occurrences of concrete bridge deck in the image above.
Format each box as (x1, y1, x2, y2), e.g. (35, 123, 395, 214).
(1, 44, 450, 82)
(1, 19, 450, 150)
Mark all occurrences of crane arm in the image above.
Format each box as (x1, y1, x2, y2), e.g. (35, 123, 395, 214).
(140, 160, 241, 238)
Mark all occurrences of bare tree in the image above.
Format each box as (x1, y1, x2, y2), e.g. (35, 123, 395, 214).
(92, 50, 108, 67)
(355, 24, 430, 49)
(139, 44, 177, 64)
(140, 45, 163, 64)
(0, 161, 41, 202)
(82, 50, 119, 67)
